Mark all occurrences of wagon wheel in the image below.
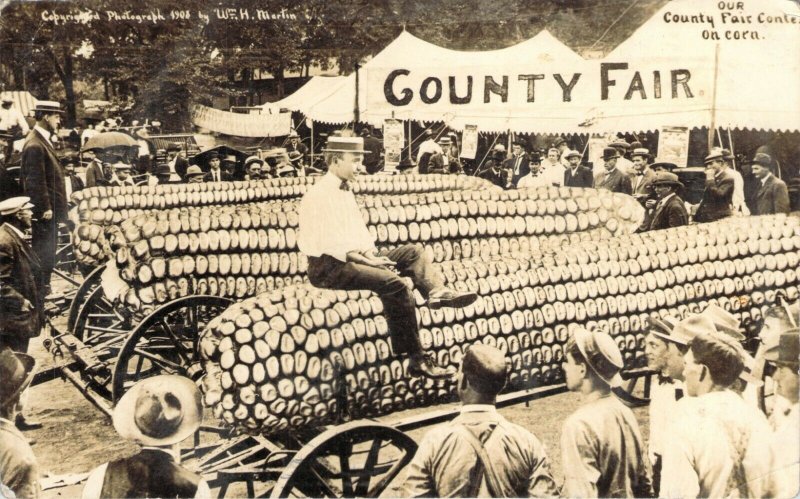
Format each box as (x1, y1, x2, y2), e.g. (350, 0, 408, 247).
(67, 265, 105, 333)
(271, 420, 418, 498)
(111, 295, 234, 401)
(71, 278, 131, 347)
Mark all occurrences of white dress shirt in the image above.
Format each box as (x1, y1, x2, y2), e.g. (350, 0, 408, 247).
(538, 159, 564, 187)
(661, 390, 774, 498)
(648, 377, 683, 462)
(297, 173, 375, 262)
(416, 139, 443, 162)
(769, 402, 799, 498)
(727, 167, 749, 215)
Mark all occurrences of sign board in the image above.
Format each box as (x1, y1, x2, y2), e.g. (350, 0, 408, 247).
(657, 126, 690, 168)
(383, 119, 404, 171)
(460, 125, 479, 160)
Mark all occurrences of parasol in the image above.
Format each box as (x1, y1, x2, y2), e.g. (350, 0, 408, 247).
(82, 132, 138, 151)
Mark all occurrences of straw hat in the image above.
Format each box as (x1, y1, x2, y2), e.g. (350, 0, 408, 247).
(0, 349, 36, 408)
(572, 328, 624, 388)
(113, 375, 202, 446)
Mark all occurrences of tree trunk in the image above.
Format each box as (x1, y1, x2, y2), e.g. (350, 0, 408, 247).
(50, 47, 77, 127)
(276, 67, 285, 99)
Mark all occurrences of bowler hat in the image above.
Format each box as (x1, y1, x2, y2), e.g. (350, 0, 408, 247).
(32, 100, 64, 114)
(207, 152, 220, 161)
(572, 328, 624, 387)
(651, 171, 683, 189)
(113, 375, 203, 446)
(323, 136, 369, 154)
(0, 349, 36, 408)
(0, 196, 34, 216)
(602, 147, 620, 161)
(764, 330, 800, 367)
(748, 153, 772, 168)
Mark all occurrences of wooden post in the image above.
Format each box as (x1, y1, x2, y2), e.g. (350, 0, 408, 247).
(707, 43, 721, 150)
(354, 63, 361, 124)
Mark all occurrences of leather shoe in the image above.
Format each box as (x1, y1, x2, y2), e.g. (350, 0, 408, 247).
(15, 416, 43, 431)
(427, 288, 478, 310)
(408, 354, 456, 379)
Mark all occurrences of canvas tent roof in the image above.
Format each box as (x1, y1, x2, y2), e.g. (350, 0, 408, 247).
(264, 1, 799, 133)
(259, 76, 349, 115)
(0, 91, 37, 117)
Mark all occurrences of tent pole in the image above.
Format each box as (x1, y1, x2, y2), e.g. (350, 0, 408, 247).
(354, 62, 361, 124)
(708, 43, 720, 150)
(408, 119, 412, 161)
(310, 118, 314, 170)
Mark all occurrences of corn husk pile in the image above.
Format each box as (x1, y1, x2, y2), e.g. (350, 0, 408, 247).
(101, 181, 645, 318)
(71, 175, 494, 267)
(197, 214, 800, 435)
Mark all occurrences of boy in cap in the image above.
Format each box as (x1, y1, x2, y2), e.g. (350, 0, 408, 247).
(593, 147, 633, 195)
(298, 137, 477, 379)
(644, 171, 689, 231)
(694, 147, 735, 223)
(82, 375, 209, 498)
(0, 348, 40, 498)
(560, 328, 651, 497)
(166, 143, 188, 181)
(661, 330, 774, 498)
(764, 330, 799, 498)
(404, 344, 558, 497)
(109, 162, 135, 187)
(750, 153, 790, 215)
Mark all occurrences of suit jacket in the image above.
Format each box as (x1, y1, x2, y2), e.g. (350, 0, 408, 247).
(564, 165, 593, 188)
(362, 135, 384, 174)
(203, 169, 233, 182)
(68, 174, 84, 193)
(755, 174, 790, 215)
(647, 194, 689, 231)
(174, 156, 189, 179)
(20, 128, 68, 221)
(504, 154, 530, 187)
(594, 168, 633, 195)
(84, 160, 109, 188)
(0, 224, 42, 339)
(632, 168, 657, 198)
(695, 170, 734, 223)
(427, 152, 462, 175)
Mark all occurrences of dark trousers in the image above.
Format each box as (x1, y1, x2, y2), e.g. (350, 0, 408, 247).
(32, 220, 57, 292)
(307, 244, 442, 356)
(652, 454, 662, 497)
(0, 334, 30, 354)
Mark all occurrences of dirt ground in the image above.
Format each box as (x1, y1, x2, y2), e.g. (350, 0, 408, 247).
(27, 274, 649, 498)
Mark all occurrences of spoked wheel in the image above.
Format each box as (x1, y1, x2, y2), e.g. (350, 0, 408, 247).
(111, 295, 234, 401)
(67, 265, 105, 332)
(72, 280, 131, 347)
(271, 420, 418, 498)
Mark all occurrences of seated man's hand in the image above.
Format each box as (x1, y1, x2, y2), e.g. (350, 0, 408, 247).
(367, 255, 395, 268)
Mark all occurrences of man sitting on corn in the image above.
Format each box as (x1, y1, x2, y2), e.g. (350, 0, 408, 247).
(298, 136, 478, 379)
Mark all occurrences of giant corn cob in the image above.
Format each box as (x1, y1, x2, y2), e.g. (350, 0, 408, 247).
(197, 214, 800, 435)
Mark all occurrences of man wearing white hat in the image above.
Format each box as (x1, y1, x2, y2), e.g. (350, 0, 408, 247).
(298, 136, 477, 379)
(661, 329, 774, 498)
(0, 197, 43, 355)
(0, 348, 40, 498)
(560, 328, 652, 497)
(20, 101, 68, 295)
(82, 375, 209, 498)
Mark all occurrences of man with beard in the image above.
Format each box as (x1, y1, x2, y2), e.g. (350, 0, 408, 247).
(19, 101, 68, 296)
(562, 150, 592, 188)
(594, 147, 632, 195)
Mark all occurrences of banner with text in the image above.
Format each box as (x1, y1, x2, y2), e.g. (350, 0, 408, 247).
(191, 105, 292, 137)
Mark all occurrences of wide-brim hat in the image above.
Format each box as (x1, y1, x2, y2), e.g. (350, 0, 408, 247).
(630, 147, 650, 159)
(573, 328, 623, 388)
(288, 151, 303, 162)
(222, 154, 238, 163)
(244, 155, 263, 167)
(185, 165, 204, 177)
(701, 303, 745, 341)
(113, 375, 202, 447)
(0, 349, 36, 408)
(602, 147, 620, 161)
(672, 314, 717, 344)
(1, 96, 14, 104)
(704, 148, 727, 164)
(651, 171, 684, 189)
(564, 150, 582, 160)
(764, 330, 800, 367)
(32, 100, 64, 114)
(323, 136, 369, 154)
(651, 161, 678, 171)
(608, 139, 630, 150)
(647, 315, 687, 345)
(288, 130, 300, 139)
(0, 196, 34, 216)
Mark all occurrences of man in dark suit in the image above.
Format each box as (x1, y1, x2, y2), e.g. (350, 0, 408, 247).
(750, 153, 790, 215)
(644, 172, 689, 231)
(631, 147, 657, 202)
(694, 149, 735, 223)
(166, 143, 189, 181)
(83, 148, 109, 188)
(563, 150, 593, 188)
(504, 140, 530, 187)
(360, 128, 384, 174)
(20, 101, 68, 295)
(428, 137, 462, 174)
(594, 147, 632, 195)
(0, 197, 42, 354)
(286, 130, 309, 167)
(62, 154, 84, 201)
(203, 152, 232, 182)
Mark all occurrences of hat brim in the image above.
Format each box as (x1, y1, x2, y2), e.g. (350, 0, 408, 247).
(113, 375, 202, 447)
(652, 180, 684, 189)
(322, 147, 370, 154)
(0, 353, 36, 409)
(574, 328, 623, 387)
(33, 107, 65, 114)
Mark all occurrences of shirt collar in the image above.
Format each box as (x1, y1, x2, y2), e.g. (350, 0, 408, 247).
(460, 404, 497, 415)
(761, 172, 772, 185)
(3, 222, 26, 240)
(323, 172, 345, 187)
(34, 124, 53, 144)
(660, 192, 676, 204)
(140, 445, 179, 461)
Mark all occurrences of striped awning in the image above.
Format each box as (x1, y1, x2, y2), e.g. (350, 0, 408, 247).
(0, 91, 37, 117)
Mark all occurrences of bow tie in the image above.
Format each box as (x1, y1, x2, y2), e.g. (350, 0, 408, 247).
(635, 171, 645, 176)
(657, 373, 672, 385)
(339, 180, 350, 191)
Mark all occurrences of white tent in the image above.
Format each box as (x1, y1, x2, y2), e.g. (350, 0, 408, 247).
(265, 1, 800, 133)
(258, 76, 349, 116)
